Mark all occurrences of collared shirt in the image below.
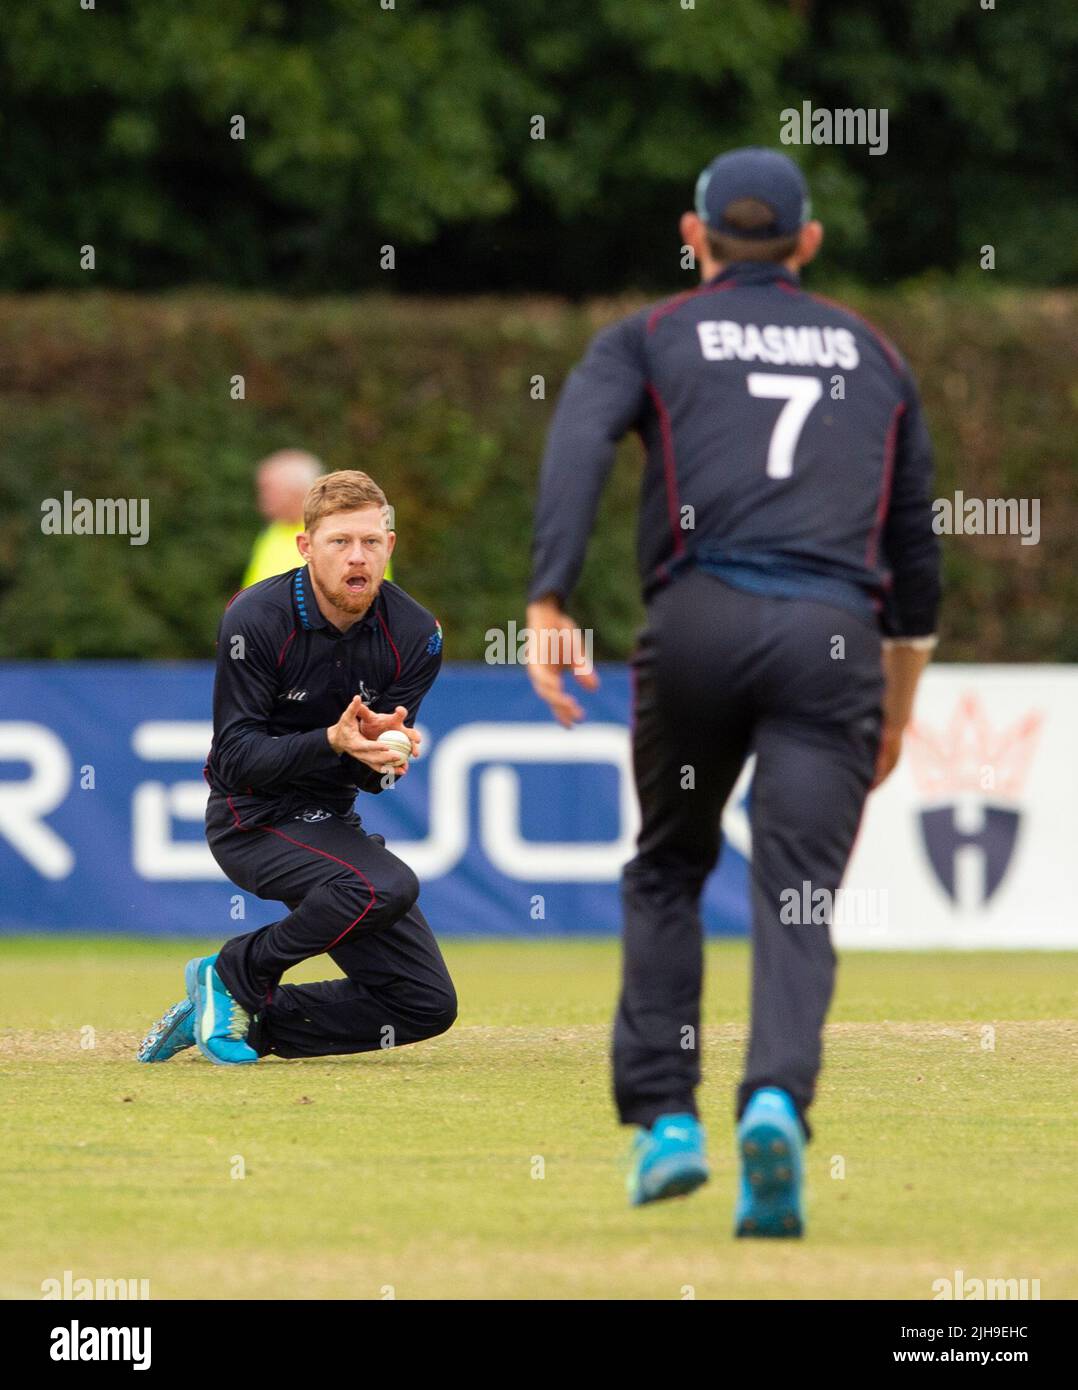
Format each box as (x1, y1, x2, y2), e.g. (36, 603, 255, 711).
(205, 566, 442, 825)
(528, 260, 940, 638)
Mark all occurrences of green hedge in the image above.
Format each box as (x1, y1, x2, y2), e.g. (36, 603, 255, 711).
(1, 287, 1075, 662)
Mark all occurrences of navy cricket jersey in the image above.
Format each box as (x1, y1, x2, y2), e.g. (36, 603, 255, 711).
(204, 566, 443, 826)
(529, 261, 940, 638)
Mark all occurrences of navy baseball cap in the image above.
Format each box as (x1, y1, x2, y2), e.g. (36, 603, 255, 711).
(694, 147, 811, 240)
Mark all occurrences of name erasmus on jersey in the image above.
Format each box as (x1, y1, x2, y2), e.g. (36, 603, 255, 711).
(697, 321, 860, 369)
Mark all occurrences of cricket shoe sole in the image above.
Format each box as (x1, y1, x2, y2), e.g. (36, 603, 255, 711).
(735, 1087, 805, 1238)
(136, 998, 196, 1063)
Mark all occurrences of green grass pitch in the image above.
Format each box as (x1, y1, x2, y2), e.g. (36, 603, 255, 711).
(1, 937, 1074, 1300)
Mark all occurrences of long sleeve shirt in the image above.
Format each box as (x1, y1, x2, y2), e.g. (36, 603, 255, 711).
(204, 565, 442, 827)
(529, 260, 940, 639)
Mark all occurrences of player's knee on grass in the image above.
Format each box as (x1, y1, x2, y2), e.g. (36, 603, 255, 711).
(364, 984, 456, 1048)
(416, 984, 457, 1040)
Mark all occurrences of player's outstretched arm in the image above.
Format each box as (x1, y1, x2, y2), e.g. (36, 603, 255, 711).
(528, 315, 647, 616)
(525, 595, 599, 728)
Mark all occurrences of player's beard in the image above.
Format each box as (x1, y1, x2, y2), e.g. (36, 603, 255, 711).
(309, 559, 381, 618)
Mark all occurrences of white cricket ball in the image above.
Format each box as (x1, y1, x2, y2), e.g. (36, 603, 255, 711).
(377, 729, 413, 766)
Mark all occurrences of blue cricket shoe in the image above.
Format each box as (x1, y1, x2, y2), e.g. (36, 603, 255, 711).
(136, 998, 195, 1063)
(735, 1087, 805, 1237)
(627, 1112, 709, 1206)
(185, 954, 259, 1066)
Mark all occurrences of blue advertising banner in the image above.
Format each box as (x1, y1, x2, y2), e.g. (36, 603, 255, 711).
(0, 664, 751, 938)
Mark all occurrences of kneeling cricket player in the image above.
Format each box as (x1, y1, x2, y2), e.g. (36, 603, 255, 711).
(138, 471, 456, 1065)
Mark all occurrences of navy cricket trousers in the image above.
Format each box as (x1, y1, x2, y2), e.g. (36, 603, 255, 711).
(207, 795, 457, 1058)
(614, 569, 883, 1136)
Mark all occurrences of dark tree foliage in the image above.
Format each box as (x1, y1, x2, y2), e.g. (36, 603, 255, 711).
(1, 0, 1074, 293)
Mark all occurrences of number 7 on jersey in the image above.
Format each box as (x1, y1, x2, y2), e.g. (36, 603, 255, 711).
(747, 373, 823, 479)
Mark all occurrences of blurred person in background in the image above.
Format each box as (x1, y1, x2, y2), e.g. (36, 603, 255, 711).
(242, 450, 324, 588)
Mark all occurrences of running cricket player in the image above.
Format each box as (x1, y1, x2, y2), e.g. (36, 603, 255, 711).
(526, 148, 940, 1235)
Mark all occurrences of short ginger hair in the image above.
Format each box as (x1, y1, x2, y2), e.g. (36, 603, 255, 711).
(303, 470, 391, 534)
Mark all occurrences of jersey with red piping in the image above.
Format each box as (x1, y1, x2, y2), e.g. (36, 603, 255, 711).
(528, 260, 939, 639)
(205, 567, 441, 825)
